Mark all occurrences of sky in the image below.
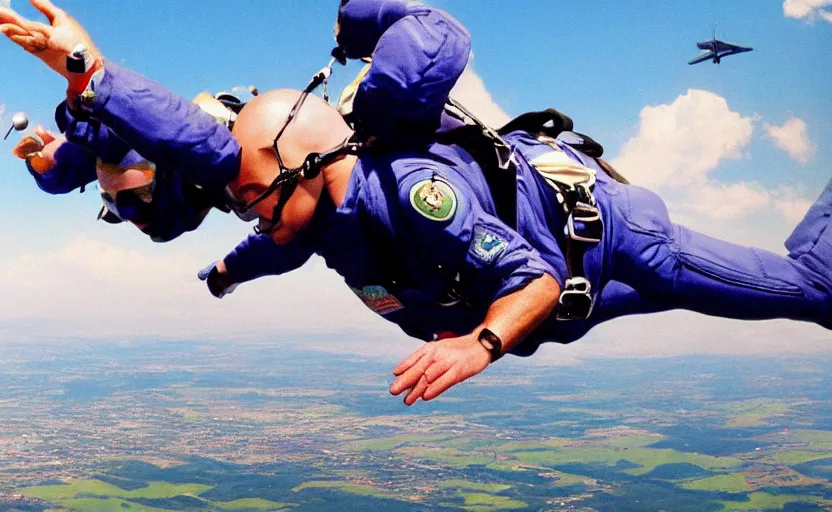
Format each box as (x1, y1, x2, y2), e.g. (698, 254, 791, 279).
(0, 0, 830, 361)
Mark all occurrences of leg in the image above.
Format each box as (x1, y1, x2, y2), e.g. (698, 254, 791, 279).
(592, 181, 831, 327)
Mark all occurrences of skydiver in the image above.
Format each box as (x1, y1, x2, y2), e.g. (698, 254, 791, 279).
(0, 0, 241, 242)
(208, 0, 831, 406)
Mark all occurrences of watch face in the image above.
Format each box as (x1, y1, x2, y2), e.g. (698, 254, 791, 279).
(480, 339, 495, 351)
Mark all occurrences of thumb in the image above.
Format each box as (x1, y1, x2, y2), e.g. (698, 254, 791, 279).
(198, 261, 218, 281)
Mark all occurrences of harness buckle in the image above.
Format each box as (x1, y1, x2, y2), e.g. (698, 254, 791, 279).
(567, 203, 603, 243)
(556, 277, 594, 321)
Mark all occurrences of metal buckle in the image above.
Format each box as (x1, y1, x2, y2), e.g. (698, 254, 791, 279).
(567, 203, 603, 243)
(556, 277, 594, 321)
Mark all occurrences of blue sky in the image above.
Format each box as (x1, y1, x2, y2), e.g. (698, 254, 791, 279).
(0, 0, 830, 357)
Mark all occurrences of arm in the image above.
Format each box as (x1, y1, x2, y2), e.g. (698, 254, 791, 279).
(389, 168, 561, 405)
(61, 61, 241, 190)
(199, 233, 315, 298)
(336, 0, 471, 144)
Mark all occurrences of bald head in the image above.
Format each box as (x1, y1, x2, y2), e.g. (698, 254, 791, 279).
(228, 89, 355, 244)
(233, 89, 353, 178)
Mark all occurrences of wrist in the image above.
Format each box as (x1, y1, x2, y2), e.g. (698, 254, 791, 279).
(66, 57, 104, 105)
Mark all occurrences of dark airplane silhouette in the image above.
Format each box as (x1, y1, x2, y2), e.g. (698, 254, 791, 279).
(688, 29, 753, 65)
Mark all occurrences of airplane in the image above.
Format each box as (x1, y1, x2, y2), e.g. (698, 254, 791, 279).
(688, 28, 752, 65)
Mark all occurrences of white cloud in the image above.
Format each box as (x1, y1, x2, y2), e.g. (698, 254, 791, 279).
(607, 89, 821, 238)
(771, 185, 816, 224)
(676, 181, 772, 220)
(783, 0, 832, 22)
(612, 89, 754, 190)
(450, 63, 511, 128)
(764, 117, 816, 164)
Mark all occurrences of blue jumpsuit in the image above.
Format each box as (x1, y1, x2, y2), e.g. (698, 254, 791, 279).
(29, 62, 241, 242)
(224, 0, 832, 354)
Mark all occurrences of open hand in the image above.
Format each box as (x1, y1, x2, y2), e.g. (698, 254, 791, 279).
(0, 0, 100, 82)
(390, 334, 491, 406)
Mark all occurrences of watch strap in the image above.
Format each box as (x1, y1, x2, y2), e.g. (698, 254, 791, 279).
(478, 328, 503, 362)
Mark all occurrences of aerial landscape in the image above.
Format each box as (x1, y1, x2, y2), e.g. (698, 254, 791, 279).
(2, 339, 831, 511)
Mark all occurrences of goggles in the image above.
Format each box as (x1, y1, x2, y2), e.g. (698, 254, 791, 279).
(98, 179, 156, 223)
(225, 57, 363, 235)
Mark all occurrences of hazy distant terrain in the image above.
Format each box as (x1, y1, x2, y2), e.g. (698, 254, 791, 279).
(1, 339, 831, 511)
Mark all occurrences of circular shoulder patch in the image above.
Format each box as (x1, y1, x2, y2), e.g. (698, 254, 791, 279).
(408, 179, 457, 221)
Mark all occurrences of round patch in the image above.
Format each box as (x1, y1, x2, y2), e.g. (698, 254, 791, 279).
(409, 179, 457, 221)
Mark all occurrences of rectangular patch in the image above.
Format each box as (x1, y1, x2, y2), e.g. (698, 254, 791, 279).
(469, 225, 508, 264)
(350, 285, 405, 315)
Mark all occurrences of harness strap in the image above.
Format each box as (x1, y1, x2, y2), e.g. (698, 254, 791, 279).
(529, 143, 602, 321)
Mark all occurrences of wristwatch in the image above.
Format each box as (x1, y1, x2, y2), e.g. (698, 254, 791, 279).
(477, 328, 503, 363)
(66, 44, 95, 75)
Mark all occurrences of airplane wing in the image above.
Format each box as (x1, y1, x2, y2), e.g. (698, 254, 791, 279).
(696, 41, 715, 50)
(688, 50, 714, 65)
(714, 39, 753, 54)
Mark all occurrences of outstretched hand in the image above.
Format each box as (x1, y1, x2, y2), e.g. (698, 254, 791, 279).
(0, 0, 100, 83)
(390, 334, 491, 406)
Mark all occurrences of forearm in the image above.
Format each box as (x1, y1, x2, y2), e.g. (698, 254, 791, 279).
(478, 273, 561, 356)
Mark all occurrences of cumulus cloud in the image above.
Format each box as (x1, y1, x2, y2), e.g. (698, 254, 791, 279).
(764, 117, 816, 164)
(771, 185, 815, 223)
(608, 89, 821, 234)
(783, 0, 832, 22)
(612, 89, 754, 190)
(450, 63, 511, 128)
(676, 181, 772, 220)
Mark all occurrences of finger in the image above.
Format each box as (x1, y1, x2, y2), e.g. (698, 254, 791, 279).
(30, 0, 63, 24)
(423, 357, 451, 384)
(404, 375, 430, 406)
(0, 23, 29, 39)
(0, 7, 32, 28)
(6, 33, 40, 52)
(423, 370, 461, 401)
(389, 355, 432, 396)
(392, 347, 428, 376)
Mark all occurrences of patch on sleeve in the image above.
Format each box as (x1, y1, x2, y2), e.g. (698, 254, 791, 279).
(350, 285, 404, 316)
(469, 225, 508, 264)
(409, 178, 457, 221)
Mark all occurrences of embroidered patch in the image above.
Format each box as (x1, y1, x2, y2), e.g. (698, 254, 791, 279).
(470, 225, 507, 264)
(409, 179, 457, 221)
(350, 285, 404, 315)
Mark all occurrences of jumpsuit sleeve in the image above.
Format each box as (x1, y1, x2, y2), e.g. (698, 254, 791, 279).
(336, 0, 471, 144)
(60, 61, 241, 191)
(397, 166, 560, 306)
(223, 233, 315, 285)
(27, 139, 97, 195)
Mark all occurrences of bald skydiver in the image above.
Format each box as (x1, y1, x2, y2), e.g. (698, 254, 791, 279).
(207, 0, 831, 405)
